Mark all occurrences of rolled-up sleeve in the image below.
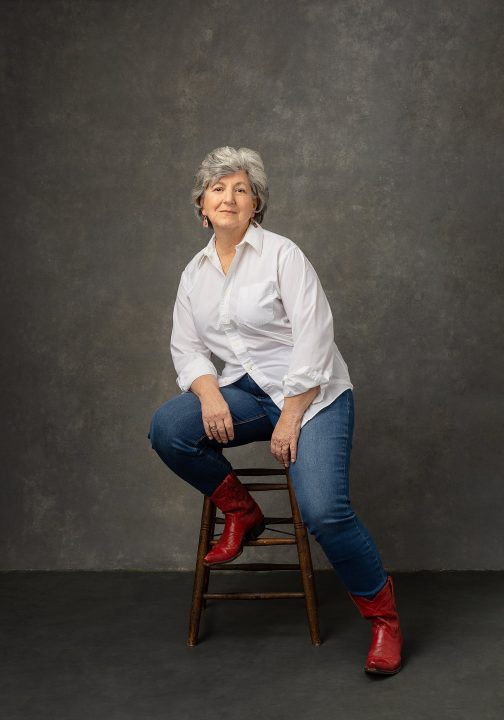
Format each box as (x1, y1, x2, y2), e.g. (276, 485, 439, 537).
(278, 246, 335, 404)
(170, 273, 218, 392)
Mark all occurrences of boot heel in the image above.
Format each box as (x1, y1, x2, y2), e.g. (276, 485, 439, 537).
(246, 517, 266, 541)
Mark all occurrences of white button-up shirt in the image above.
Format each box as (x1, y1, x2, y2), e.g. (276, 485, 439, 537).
(170, 222, 353, 428)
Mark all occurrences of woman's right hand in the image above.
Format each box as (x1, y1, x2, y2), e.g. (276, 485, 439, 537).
(189, 374, 235, 444)
(200, 391, 235, 444)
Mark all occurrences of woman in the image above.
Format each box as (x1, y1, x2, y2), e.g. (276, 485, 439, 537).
(148, 146, 403, 675)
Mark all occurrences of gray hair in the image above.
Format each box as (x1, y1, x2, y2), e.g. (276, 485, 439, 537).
(191, 146, 269, 227)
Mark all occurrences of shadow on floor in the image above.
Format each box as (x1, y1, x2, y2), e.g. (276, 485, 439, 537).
(1, 571, 503, 720)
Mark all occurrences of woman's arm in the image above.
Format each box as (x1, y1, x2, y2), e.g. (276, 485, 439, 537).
(270, 244, 335, 466)
(170, 275, 235, 444)
(170, 273, 218, 392)
(270, 385, 320, 467)
(282, 385, 321, 418)
(190, 375, 235, 444)
(277, 244, 335, 404)
(190, 374, 220, 397)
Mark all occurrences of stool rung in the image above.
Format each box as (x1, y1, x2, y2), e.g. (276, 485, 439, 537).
(210, 537, 296, 546)
(243, 482, 288, 491)
(234, 468, 287, 476)
(214, 516, 293, 525)
(204, 591, 305, 600)
(204, 562, 301, 571)
(188, 464, 321, 647)
(247, 537, 296, 545)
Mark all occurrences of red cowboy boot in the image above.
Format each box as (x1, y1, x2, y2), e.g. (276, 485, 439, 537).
(203, 471, 266, 565)
(349, 575, 403, 674)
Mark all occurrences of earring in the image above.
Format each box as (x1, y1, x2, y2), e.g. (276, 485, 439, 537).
(251, 217, 258, 227)
(202, 214, 208, 228)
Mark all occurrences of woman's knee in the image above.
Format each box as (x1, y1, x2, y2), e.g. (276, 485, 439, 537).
(147, 393, 203, 453)
(148, 403, 172, 451)
(298, 503, 328, 536)
(297, 497, 354, 538)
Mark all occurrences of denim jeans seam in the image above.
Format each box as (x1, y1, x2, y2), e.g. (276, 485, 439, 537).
(343, 391, 352, 493)
(194, 412, 269, 446)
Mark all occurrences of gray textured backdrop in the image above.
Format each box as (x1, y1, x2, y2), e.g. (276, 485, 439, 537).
(1, 0, 503, 570)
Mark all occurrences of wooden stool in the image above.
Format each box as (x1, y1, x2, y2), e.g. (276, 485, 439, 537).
(187, 467, 321, 646)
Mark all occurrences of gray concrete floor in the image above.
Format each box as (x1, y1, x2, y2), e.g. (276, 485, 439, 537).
(1, 571, 503, 720)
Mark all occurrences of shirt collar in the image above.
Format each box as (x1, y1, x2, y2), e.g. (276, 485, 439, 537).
(197, 222, 263, 268)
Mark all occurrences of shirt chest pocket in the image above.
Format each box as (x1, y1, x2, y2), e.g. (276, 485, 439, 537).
(235, 281, 276, 327)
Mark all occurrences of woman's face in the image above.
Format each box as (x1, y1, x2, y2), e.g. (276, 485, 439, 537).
(200, 170, 257, 234)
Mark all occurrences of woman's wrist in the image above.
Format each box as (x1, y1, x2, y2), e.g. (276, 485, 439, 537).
(190, 374, 221, 400)
(281, 385, 320, 418)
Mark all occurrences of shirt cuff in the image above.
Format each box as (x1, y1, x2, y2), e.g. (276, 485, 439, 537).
(282, 367, 330, 405)
(176, 359, 218, 393)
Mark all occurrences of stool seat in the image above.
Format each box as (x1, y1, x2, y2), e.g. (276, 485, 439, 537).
(187, 467, 321, 646)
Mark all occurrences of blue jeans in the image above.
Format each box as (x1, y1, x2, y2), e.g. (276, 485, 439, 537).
(147, 373, 388, 597)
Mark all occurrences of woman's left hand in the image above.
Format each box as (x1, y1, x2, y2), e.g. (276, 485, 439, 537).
(270, 413, 302, 468)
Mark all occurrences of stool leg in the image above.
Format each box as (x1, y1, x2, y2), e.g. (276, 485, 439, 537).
(187, 496, 215, 646)
(202, 512, 217, 607)
(305, 532, 319, 609)
(287, 470, 321, 646)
